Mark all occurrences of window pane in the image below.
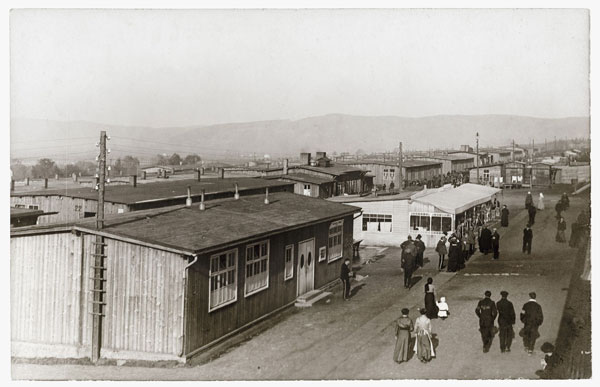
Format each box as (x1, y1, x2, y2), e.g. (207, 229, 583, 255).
(219, 255, 227, 270)
(410, 215, 419, 230)
(431, 216, 442, 232)
(420, 216, 430, 231)
(261, 243, 267, 257)
(442, 217, 452, 232)
(247, 247, 253, 260)
(254, 245, 260, 258)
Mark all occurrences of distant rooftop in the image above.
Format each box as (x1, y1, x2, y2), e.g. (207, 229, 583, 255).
(293, 164, 364, 176)
(266, 172, 335, 185)
(327, 190, 416, 203)
(12, 192, 357, 255)
(11, 177, 292, 205)
(413, 155, 475, 162)
(341, 159, 442, 168)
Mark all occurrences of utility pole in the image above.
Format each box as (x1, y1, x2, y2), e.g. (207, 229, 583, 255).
(476, 132, 480, 183)
(92, 131, 108, 363)
(397, 142, 403, 191)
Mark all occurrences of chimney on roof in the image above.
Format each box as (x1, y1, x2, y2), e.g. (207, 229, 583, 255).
(234, 182, 240, 200)
(300, 152, 311, 166)
(186, 185, 192, 207)
(129, 175, 137, 188)
(283, 159, 289, 175)
(264, 187, 270, 205)
(200, 189, 206, 211)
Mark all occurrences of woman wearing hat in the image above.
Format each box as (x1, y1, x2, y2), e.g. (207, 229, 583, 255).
(393, 308, 414, 363)
(414, 308, 435, 363)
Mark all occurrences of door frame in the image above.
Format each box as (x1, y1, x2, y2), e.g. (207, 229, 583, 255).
(296, 237, 315, 296)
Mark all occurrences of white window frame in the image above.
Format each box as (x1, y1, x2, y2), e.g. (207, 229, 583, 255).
(362, 213, 393, 232)
(244, 240, 270, 297)
(408, 212, 453, 234)
(327, 220, 344, 263)
(318, 246, 327, 262)
(284, 244, 294, 281)
(208, 248, 238, 313)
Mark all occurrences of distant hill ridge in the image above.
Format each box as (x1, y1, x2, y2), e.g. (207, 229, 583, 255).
(11, 114, 590, 160)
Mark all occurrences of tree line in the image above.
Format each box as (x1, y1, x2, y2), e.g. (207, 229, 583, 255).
(10, 153, 203, 180)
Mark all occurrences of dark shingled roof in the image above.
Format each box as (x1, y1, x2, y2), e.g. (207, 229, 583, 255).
(341, 159, 443, 168)
(73, 192, 357, 254)
(10, 177, 293, 205)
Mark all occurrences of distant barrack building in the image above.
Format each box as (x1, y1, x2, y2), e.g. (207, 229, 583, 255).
(340, 159, 443, 187)
(411, 154, 474, 175)
(10, 192, 357, 363)
(10, 177, 294, 225)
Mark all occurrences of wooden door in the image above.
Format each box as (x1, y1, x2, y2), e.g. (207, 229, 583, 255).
(297, 238, 315, 296)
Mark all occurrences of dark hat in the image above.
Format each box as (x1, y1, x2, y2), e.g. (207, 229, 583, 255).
(541, 342, 555, 353)
(500, 290, 509, 297)
(419, 308, 427, 314)
(407, 235, 413, 240)
(401, 308, 410, 315)
(484, 290, 492, 297)
(529, 292, 537, 299)
(416, 234, 422, 239)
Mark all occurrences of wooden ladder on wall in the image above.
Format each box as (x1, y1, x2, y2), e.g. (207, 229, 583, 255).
(89, 236, 107, 362)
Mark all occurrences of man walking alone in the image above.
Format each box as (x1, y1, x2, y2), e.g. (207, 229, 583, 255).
(520, 292, 544, 355)
(496, 291, 516, 353)
(340, 258, 352, 300)
(523, 224, 533, 254)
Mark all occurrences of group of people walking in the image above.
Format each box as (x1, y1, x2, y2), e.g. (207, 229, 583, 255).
(476, 290, 543, 355)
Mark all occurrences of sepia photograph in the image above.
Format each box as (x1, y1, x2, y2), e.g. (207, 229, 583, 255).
(5, 2, 594, 382)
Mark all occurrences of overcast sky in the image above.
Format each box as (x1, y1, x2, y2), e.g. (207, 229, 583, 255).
(10, 8, 590, 127)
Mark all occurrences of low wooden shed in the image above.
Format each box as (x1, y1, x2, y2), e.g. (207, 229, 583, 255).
(11, 192, 356, 363)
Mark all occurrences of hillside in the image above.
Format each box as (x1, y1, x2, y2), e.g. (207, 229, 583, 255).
(10, 114, 590, 161)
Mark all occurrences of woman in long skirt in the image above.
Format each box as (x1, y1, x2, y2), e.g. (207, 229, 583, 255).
(393, 308, 414, 363)
(414, 308, 435, 363)
(537, 193, 545, 210)
(424, 278, 438, 319)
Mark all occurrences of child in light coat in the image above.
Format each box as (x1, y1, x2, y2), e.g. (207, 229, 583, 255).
(437, 297, 449, 319)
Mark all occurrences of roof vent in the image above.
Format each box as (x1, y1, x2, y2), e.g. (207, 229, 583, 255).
(200, 189, 206, 211)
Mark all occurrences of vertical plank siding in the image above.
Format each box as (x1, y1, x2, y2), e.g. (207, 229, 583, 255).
(11, 233, 84, 346)
(11, 232, 186, 359)
(10, 195, 127, 225)
(102, 239, 186, 356)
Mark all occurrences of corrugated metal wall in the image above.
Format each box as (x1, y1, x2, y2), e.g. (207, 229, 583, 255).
(102, 239, 186, 356)
(11, 232, 89, 346)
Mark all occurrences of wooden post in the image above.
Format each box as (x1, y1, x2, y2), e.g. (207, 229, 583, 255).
(92, 130, 107, 363)
(25, 177, 30, 186)
(197, 169, 201, 182)
(44, 178, 48, 189)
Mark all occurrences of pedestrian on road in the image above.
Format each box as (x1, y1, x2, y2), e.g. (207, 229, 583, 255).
(556, 217, 567, 243)
(523, 224, 533, 254)
(401, 237, 417, 289)
(340, 258, 352, 300)
(491, 228, 500, 260)
(435, 235, 447, 271)
(555, 200, 564, 220)
(520, 292, 544, 355)
(525, 191, 533, 209)
(569, 210, 590, 248)
(460, 233, 470, 265)
(496, 290, 516, 353)
(479, 225, 492, 255)
(561, 192, 570, 210)
(528, 204, 537, 226)
(476, 290, 498, 353)
(447, 235, 462, 272)
(414, 234, 426, 268)
(467, 227, 477, 257)
(414, 308, 435, 363)
(537, 193, 545, 210)
(437, 297, 449, 320)
(501, 205, 510, 227)
(424, 277, 439, 319)
(394, 308, 414, 364)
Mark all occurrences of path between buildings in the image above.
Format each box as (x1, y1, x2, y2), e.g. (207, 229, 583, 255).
(11, 190, 586, 380)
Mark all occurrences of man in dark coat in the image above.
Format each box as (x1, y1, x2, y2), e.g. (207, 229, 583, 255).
(525, 191, 533, 209)
(340, 258, 352, 300)
(476, 290, 498, 353)
(479, 225, 493, 254)
(523, 224, 533, 254)
(414, 234, 426, 268)
(501, 205, 509, 227)
(496, 290, 516, 353)
(528, 204, 537, 226)
(555, 200, 564, 220)
(520, 292, 544, 354)
(491, 228, 500, 260)
(447, 235, 462, 272)
(400, 237, 417, 289)
(561, 192, 570, 210)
